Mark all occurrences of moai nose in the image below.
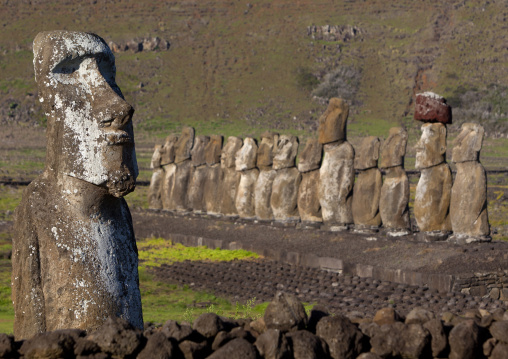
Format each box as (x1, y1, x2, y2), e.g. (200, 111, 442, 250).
(97, 85, 134, 130)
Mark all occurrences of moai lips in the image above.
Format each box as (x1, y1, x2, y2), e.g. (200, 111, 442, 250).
(318, 98, 349, 144)
(414, 92, 452, 124)
(13, 31, 143, 339)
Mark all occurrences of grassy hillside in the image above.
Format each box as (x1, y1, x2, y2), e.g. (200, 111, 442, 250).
(0, 0, 507, 165)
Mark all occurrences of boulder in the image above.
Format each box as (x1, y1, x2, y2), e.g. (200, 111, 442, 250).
(405, 307, 435, 325)
(491, 343, 508, 359)
(373, 307, 402, 326)
(137, 332, 181, 359)
(285, 330, 329, 359)
(264, 292, 308, 332)
(315, 315, 366, 359)
(490, 321, 508, 344)
(207, 338, 258, 359)
(161, 320, 194, 342)
(0, 334, 15, 358)
(19, 329, 83, 359)
(414, 92, 452, 124)
(254, 329, 291, 359)
(448, 320, 480, 359)
(318, 98, 349, 144)
(193, 313, 225, 339)
(423, 318, 448, 358)
(87, 317, 144, 358)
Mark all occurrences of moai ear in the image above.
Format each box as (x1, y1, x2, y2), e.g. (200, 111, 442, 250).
(439, 126, 447, 155)
(473, 125, 484, 153)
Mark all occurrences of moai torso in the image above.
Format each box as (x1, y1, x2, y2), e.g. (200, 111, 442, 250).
(148, 144, 164, 209)
(378, 127, 411, 235)
(220, 137, 242, 216)
(450, 123, 490, 243)
(203, 135, 223, 214)
(254, 132, 279, 221)
(188, 135, 210, 213)
(12, 31, 142, 339)
(235, 138, 259, 219)
(352, 136, 382, 230)
(297, 138, 323, 224)
(169, 127, 195, 212)
(161, 135, 178, 210)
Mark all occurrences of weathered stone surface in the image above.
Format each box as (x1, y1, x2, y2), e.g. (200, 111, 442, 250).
(161, 320, 194, 342)
(207, 338, 258, 359)
(354, 136, 380, 170)
(491, 343, 508, 359)
(414, 92, 452, 124)
(423, 318, 448, 358)
(87, 317, 144, 358)
(373, 308, 402, 326)
(414, 162, 452, 233)
(179, 339, 210, 359)
(190, 135, 210, 167)
(149, 167, 164, 209)
(187, 165, 208, 213)
(137, 332, 180, 359)
(236, 168, 259, 219)
(297, 170, 322, 223)
(286, 330, 329, 359)
(273, 135, 299, 170)
(405, 307, 435, 325)
(369, 322, 404, 357)
(168, 160, 193, 212)
(450, 123, 490, 242)
(204, 164, 222, 215)
(193, 313, 225, 339)
(221, 136, 243, 169)
(352, 168, 382, 229)
(318, 98, 349, 144)
(257, 131, 279, 169)
(255, 169, 277, 220)
(19, 329, 82, 359)
(0, 333, 15, 358)
(220, 167, 241, 216)
(399, 323, 432, 359)
(271, 167, 301, 221)
(379, 127, 408, 169)
(254, 329, 291, 359)
(448, 320, 480, 359)
(264, 292, 308, 333)
(379, 166, 411, 234)
(415, 122, 447, 170)
(235, 137, 258, 171)
(12, 31, 143, 339)
(174, 126, 195, 164)
(316, 315, 366, 359)
(298, 138, 322, 173)
(161, 135, 178, 165)
(151, 144, 163, 169)
(319, 141, 355, 226)
(205, 135, 223, 166)
(490, 321, 508, 343)
(161, 163, 177, 210)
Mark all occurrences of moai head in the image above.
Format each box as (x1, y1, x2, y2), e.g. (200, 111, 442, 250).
(257, 131, 279, 169)
(318, 98, 349, 144)
(235, 137, 258, 171)
(205, 135, 223, 166)
(298, 138, 323, 173)
(415, 123, 447, 170)
(221, 136, 243, 169)
(354, 136, 380, 170)
(174, 126, 195, 163)
(161, 135, 178, 165)
(33, 31, 138, 197)
(452, 123, 484, 163)
(379, 127, 408, 169)
(273, 135, 299, 170)
(150, 145, 163, 169)
(191, 135, 210, 167)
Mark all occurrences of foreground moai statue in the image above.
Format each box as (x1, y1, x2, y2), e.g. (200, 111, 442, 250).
(12, 31, 143, 339)
(318, 98, 355, 230)
(379, 127, 411, 236)
(235, 138, 259, 219)
(220, 136, 243, 216)
(297, 138, 323, 225)
(168, 126, 195, 212)
(203, 135, 223, 215)
(414, 92, 453, 241)
(160, 134, 178, 209)
(148, 144, 164, 209)
(449, 123, 490, 243)
(187, 135, 210, 213)
(254, 132, 279, 221)
(271, 135, 301, 222)
(352, 136, 382, 232)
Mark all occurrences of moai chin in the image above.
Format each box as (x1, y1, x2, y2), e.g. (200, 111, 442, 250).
(379, 127, 411, 236)
(352, 136, 382, 232)
(297, 138, 323, 225)
(255, 132, 279, 221)
(318, 98, 355, 230)
(12, 31, 143, 339)
(235, 138, 259, 219)
(449, 123, 490, 243)
(414, 122, 452, 240)
(148, 144, 164, 209)
(188, 136, 210, 213)
(161, 135, 178, 210)
(220, 136, 243, 216)
(203, 135, 223, 215)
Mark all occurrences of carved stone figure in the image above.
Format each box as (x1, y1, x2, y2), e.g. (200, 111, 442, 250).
(160, 135, 178, 210)
(148, 144, 164, 209)
(203, 135, 223, 214)
(414, 123, 452, 240)
(12, 31, 143, 339)
(449, 123, 490, 243)
(188, 135, 210, 213)
(352, 136, 382, 231)
(297, 138, 323, 224)
(255, 132, 279, 221)
(379, 127, 411, 235)
(235, 138, 259, 219)
(168, 127, 195, 212)
(318, 99, 354, 230)
(220, 136, 242, 216)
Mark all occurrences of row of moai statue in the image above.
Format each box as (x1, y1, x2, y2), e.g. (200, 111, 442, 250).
(149, 94, 490, 243)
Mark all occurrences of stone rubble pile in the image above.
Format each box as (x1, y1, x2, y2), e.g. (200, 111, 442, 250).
(2, 292, 507, 359)
(149, 94, 491, 244)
